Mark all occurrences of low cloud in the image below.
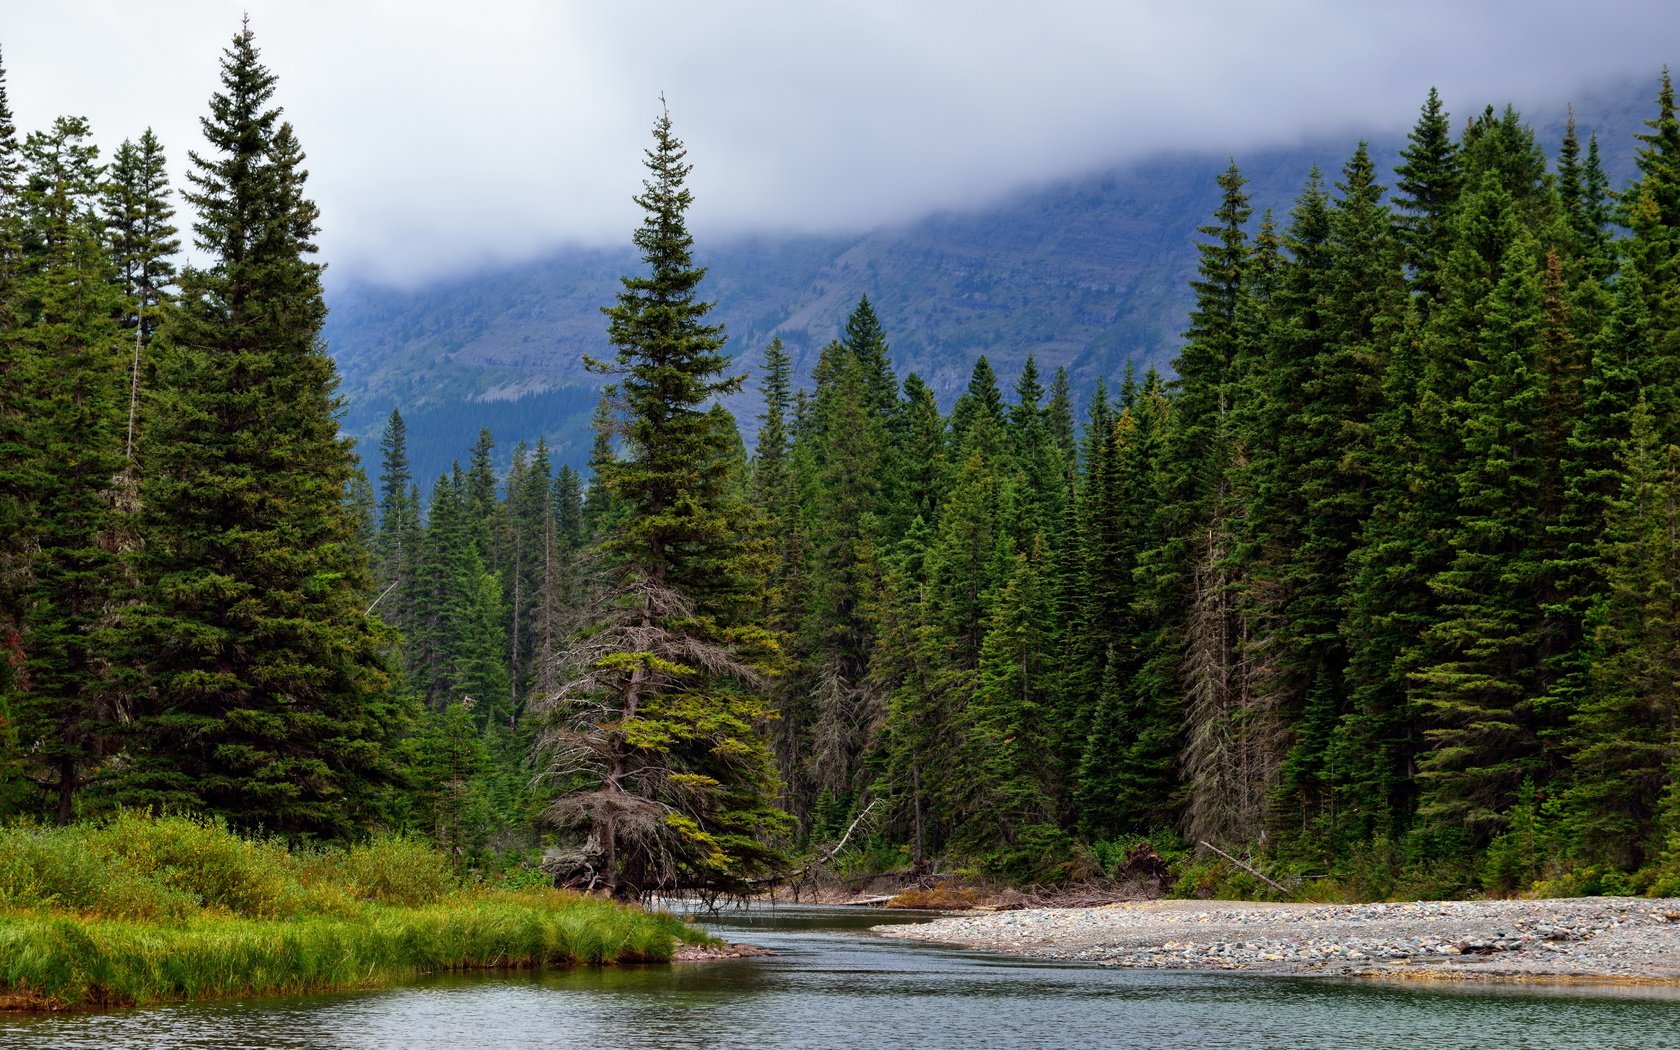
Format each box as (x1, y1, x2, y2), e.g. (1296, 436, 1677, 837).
(6, 0, 1673, 287)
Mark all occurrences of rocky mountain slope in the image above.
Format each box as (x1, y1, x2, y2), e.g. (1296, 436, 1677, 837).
(323, 79, 1652, 484)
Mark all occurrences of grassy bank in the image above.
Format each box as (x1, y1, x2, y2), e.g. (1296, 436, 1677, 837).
(0, 814, 698, 1010)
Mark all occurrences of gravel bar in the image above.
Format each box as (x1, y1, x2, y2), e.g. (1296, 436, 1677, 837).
(875, 897, 1680, 983)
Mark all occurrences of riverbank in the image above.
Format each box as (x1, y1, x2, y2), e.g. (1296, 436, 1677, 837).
(0, 815, 700, 1011)
(876, 897, 1680, 983)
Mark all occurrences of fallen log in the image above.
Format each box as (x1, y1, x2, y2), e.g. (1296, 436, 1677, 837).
(1199, 840, 1292, 897)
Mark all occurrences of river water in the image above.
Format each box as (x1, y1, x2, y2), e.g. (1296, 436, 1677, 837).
(5, 905, 1679, 1049)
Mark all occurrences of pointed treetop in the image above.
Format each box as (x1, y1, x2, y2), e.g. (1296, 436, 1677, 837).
(0, 44, 19, 196)
(843, 294, 898, 419)
(1046, 365, 1076, 464)
(1010, 353, 1044, 434)
(1633, 67, 1680, 228)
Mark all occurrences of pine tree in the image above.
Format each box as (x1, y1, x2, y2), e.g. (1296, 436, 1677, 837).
(1556, 108, 1613, 279)
(463, 428, 498, 559)
(948, 355, 1006, 457)
(7, 114, 130, 822)
(500, 439, 554, 714)
(1562, 400, 1680, 868)
(842, 295, 897, 421)
(1272, 144, 1406, 836)
(1141, 161, 1262, 848)
(373, 408, 420, 632)
(929, 444, 1004, 670)
(129, 23, 399, 835)
(402, 700, 493, 854)
(896, 373, 947, 526)
(1232, 175, 1329, 820)
(581, 395, 618, 536)
(0, 46, 19, 195)
(1045, 365, 1077, 470)
(102, 128, 178, 470)
(960, 540, 1062, 875)
(0, 49, 27, 791)
(802, 343, 887, 802)
(1460, 105, 1551, 216)
(870, 516, 956, 859)
(1622, 70, 1680, 445)
(753, 337, 793, 511)
(1412, 228, 1549, 841)
(1394, 87, 1461, 311)
(533, 104, 787, 897)
(553, 464, 585, 554)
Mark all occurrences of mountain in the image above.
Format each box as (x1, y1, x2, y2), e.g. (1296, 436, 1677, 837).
(324, 78, 1654, 488)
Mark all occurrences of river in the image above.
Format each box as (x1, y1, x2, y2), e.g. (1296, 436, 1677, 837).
(4, 905, 1679, 1048)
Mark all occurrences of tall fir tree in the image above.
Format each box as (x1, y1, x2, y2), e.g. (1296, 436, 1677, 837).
(1562, 400, 1680, 868)
(101, 128, 178, 470)
(130, 23, 400, 835)
(1393, 87, 1461, 311)
(534, 103, 787, 897)
(7, 114, 130, 822)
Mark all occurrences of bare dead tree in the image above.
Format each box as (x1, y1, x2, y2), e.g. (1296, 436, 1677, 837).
(1180, 508, 1282, 851)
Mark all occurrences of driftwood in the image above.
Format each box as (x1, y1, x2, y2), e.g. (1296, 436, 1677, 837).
(1199, 840, 1291, 897)
(817, 798, 880, 865)
(750, 798, 884, 892)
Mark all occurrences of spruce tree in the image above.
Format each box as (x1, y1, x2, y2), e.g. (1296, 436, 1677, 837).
(1622, 71, 1680, 445)
(870, 516, 955, 860)
(0, 46, 18, 195)
(896, 373, 947, 526)
(1273, 145, 1406, 837)
(1045, 365, 1077, 470)
(0, 48, 26, 770)
(374, 408, 420, 633)
(102, 128, 178, 469)
(842, 294, 898, 421)
(534, 104, 787, 897)
(1413, 229, 1549, 841)
(1394, 87, 1461, 311)
(960, 541, 1062, 875)
(130, 23, 398, 835)
(1562, 400, 1680, 868)
(1140, 162, 1262, 848)
(7, 114, 130, 822)
(802, 343, 887, 802)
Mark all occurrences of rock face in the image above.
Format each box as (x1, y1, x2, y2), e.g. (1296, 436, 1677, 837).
(876, 897, 1680, 983)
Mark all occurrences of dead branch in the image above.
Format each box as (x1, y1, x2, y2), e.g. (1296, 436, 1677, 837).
(1199, 839, 1291, 897)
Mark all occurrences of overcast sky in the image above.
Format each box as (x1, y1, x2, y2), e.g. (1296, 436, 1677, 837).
(5, 1, 1677, 288)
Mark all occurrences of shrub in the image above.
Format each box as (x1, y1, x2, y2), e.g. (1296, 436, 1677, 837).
(0, 815, 698, 1009)
(90, 812, 296, 917)
(338, 834, 457, 906)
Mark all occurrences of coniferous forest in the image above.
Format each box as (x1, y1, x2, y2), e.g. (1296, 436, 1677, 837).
(6, 24, 1680, 904)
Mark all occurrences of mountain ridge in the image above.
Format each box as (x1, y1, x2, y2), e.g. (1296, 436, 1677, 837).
(324, 77, 1654, 484)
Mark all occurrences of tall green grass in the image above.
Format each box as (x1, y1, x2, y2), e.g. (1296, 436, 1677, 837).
(0, 814, 698, 1009)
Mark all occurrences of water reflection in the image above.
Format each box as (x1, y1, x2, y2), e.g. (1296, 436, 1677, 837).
(4, 905, 1678, 1049)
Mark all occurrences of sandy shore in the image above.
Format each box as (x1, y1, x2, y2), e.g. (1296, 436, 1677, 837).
(875, 897, 1680, 983)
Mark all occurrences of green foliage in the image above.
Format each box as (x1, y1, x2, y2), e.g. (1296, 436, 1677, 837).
(534, 104, 789, 899)
(11, 33, 1680, 906)
(125, 24, 403, 836)
(0, 868, 687, 1011)
(335, 835, 458, 907)
(1478, 780, 1559, 894)
(976, 823, 1075, 886)
(0, 814, 697, 1009)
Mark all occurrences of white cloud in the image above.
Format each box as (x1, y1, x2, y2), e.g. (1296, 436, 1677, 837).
(5, 0, 1674, 287)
